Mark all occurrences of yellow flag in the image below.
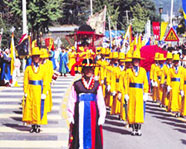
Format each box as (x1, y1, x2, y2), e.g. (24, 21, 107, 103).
(137, 35, 142, 49)
(160, 22, 168, 40)
(32, 40, 37, 48)
(10, 33, 15, 75)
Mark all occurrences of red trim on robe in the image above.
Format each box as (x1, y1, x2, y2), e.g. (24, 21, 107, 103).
(90, 101, 96, 149)
(100, 125, 103, 147)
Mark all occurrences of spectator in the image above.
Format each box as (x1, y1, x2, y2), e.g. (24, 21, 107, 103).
(58, 48, 69, 77)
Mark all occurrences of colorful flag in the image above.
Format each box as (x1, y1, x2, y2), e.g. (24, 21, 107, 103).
(16, 34, 30, 56)
(152, 22, 160, 40)
(45, 38, 54, 51)
(10, 33, 16, 75)
(121, 24, 133, 53)
(145, 20, 151, 39)
(182, 0, 186, 24)
(160, 22, 168, 40)
(137, 34, 142, 49)
(87, 6, 107, 34)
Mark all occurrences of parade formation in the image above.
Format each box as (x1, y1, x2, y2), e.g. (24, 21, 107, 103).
(0, 0, 186, 149)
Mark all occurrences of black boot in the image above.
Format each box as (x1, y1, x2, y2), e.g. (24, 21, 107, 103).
(30, 125, 36, 133)
(131, 124, 136, 136)
(35, 125, 40, 133)
(136, 124, 142, 136)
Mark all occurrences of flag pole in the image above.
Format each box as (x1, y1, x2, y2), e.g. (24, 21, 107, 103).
(22, 0, 27, 34)
(170, 0, 174, 27)
(22, 0, 27, 72)
(108, 15, 112, 50)
(90, 0, 93, 16)
(0, 28, 3, 49)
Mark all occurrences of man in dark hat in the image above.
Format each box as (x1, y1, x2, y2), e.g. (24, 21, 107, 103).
(67, 58, 106, 149)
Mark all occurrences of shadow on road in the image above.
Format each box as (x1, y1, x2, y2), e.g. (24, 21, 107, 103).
(105, 119, 126, 127)
(174, 128, 186, 134)
(162, 121, 186, 129)
(11, 117, 22, 122)
(103, 110, 131, 135)
(181, 139, 186, 145)
(146, 101, 186, 139)
(103, 125, 131, 135)
(3, 123, 30, 132)
(13, 110, 22, 114)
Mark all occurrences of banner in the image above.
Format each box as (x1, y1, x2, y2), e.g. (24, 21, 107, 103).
(87, 6, 106, 34)
(16, 34, 30, 56)
(10, 33, 16, 75)
(152, 22, 160, 40)
(160, 22, 168, 40)
(182, 0, 186, 24)
(45, 38, 54, 51)
(121, 24, 132, 53)
(145, 20, 151, 38)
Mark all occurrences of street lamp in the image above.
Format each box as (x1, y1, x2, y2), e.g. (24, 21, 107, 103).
(159, 5, 163, 40)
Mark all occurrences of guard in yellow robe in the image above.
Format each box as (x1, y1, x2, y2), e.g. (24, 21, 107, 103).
(150, 53, 160, 102)
(181, 64, 186, 117)
(110, 52, 120, 114)
(40, 48, 54, 113)
(105, 52, 113, 106)
(167, 54, 184, 117)
(23, 47, 48, 133)
(68, 48, 77, 72)
(117, 53, 126, 120)
(125, 50, 149, 136)
(98, 48, 109, 97)
(161, 52, 173, 108)
(153, 54, 166, 106)
(118, 52, 132, 121)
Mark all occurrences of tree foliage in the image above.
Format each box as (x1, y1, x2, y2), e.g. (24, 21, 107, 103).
(0, 0, 22, 48)
(4, 0, 63, 39)
(61, 0, 157, 33)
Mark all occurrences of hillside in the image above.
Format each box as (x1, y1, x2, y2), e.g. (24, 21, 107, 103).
(152, 0, 182, 15)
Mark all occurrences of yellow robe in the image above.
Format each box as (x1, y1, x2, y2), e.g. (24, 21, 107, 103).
(150, 64, 158, 101)
(167, 66, 183, 112)
(42, 59, 54, 113)
(181, 68, 186, 116)
(105, 65, 112, 107)
(23, 64, 48, 125)
(95, 59, 101, 82)
(118, 69, 127, 120)
(110, 66, 120, 115)
(154, 65, 164, 103)
(125, 67, 149, 124)
(68, 52, 76, 71)
(99, 60, 108, 97)
(161, 64, 171, 106)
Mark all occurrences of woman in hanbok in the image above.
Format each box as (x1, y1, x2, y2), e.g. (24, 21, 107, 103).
(67, 58, 106, 149)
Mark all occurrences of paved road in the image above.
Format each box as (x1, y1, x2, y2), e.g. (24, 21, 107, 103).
(0, 76, 186, 149)
(103, 101, 186, 149)
(0, 74, 77, 149)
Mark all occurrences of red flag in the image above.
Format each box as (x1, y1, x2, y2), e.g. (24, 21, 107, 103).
(152, 22, 160, 41)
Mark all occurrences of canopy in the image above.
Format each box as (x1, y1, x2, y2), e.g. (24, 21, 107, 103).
(140, 45, 167, 71)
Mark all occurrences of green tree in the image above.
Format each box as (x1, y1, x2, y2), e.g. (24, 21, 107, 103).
(93, 0, 120, 30)
(4, 0, 63, 39)
(130, 3, 149, 33)
(0, 1, 22, 48)
(61, 0, 90, 25)
(118, 0, 157, 31)
(61, 0, 120, 30)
